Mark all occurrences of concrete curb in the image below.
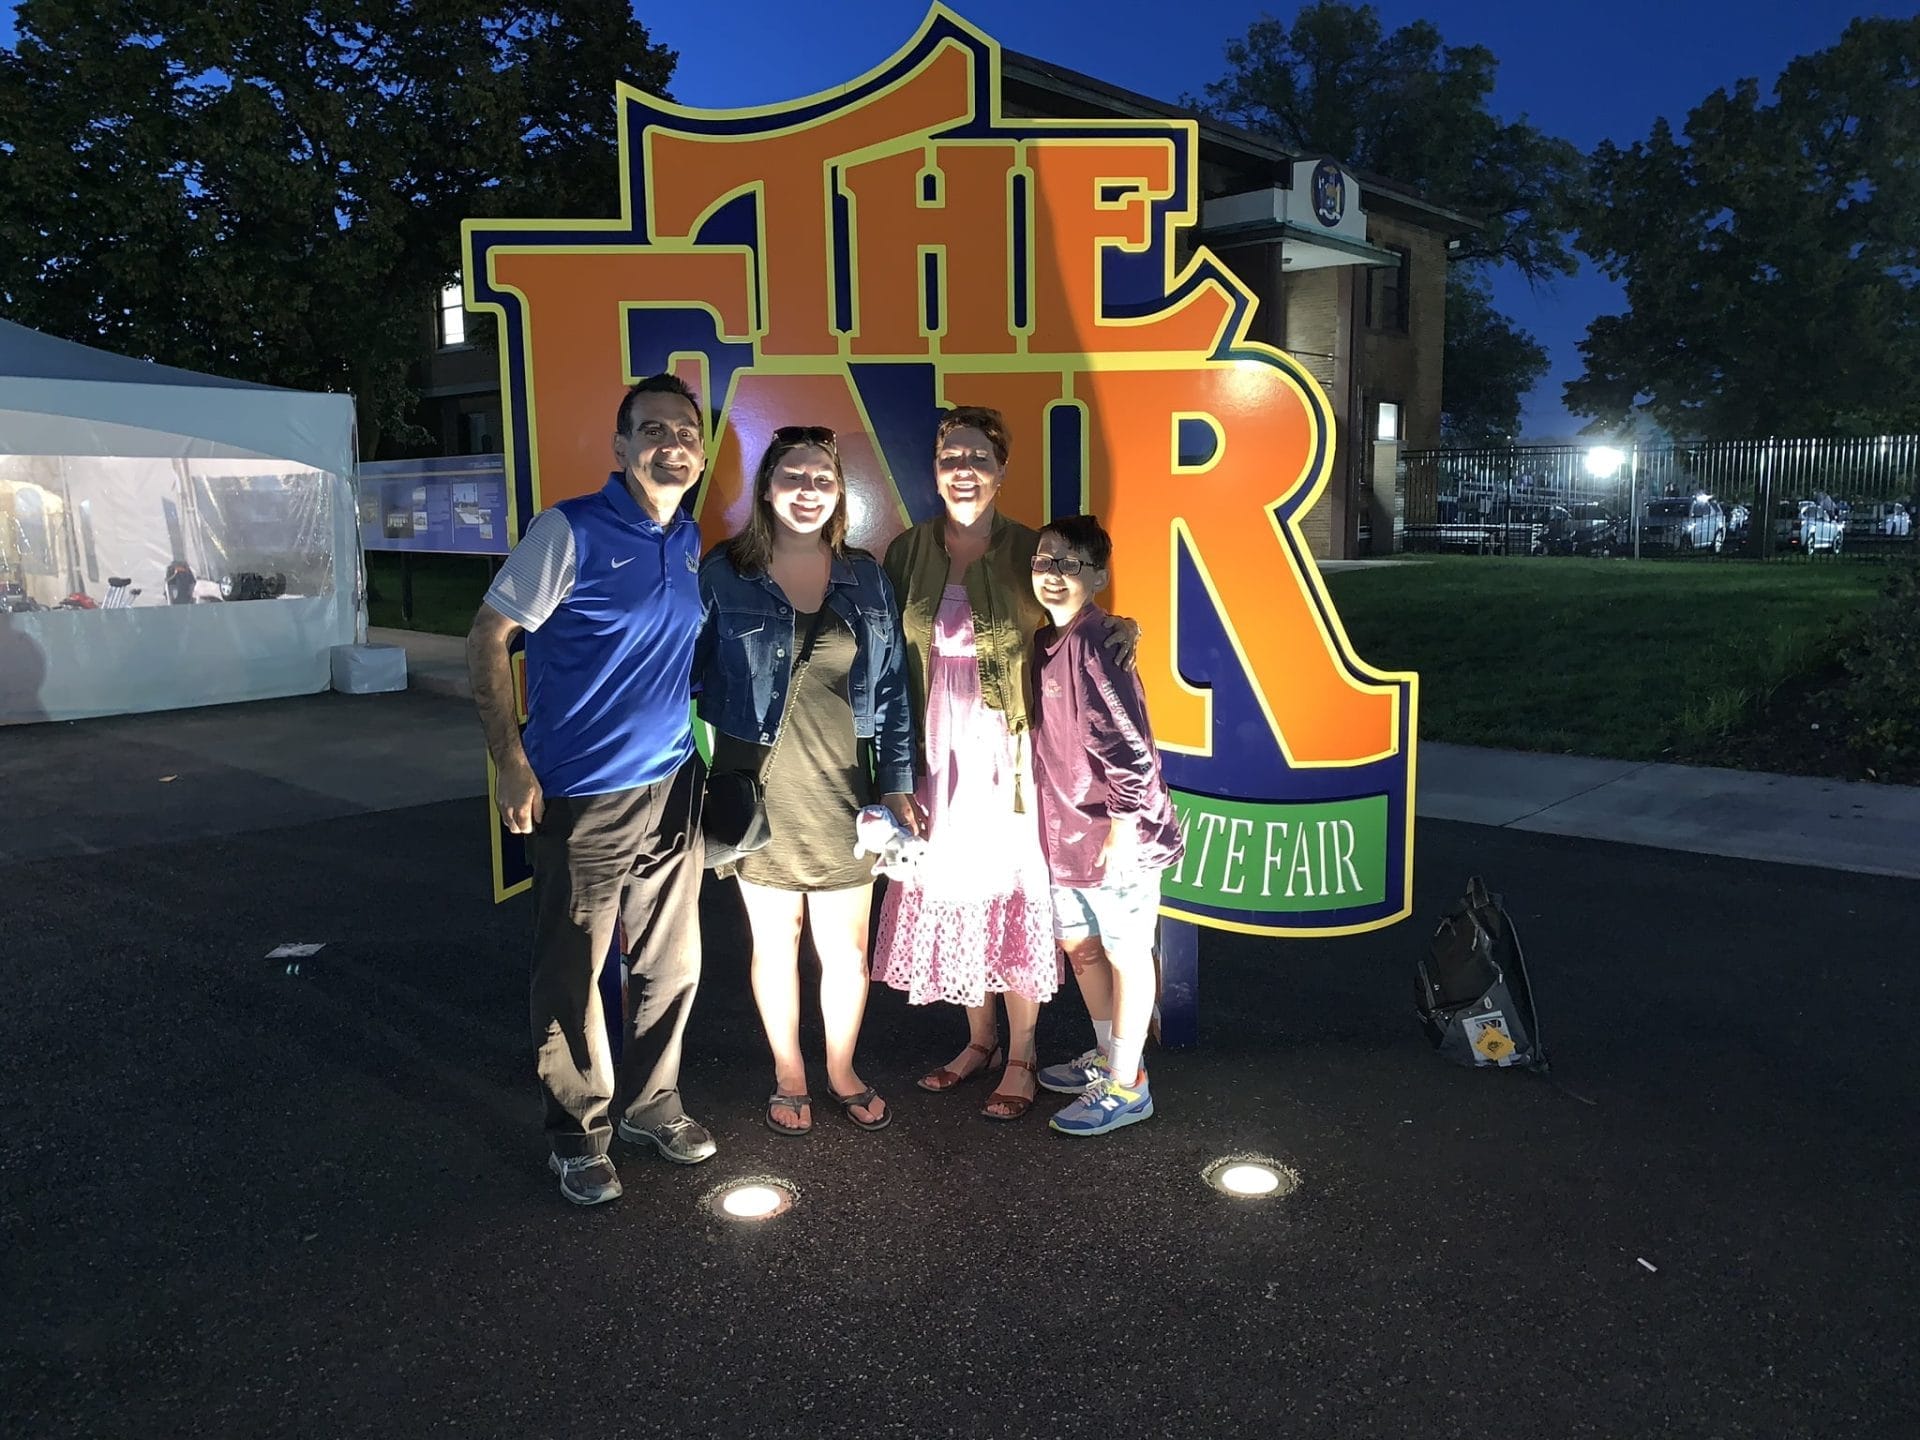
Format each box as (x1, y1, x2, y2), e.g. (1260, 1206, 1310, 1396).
(366, 628, 1920, 884)
(1420, 743, 1920, 882)
(368, 627, 472, 703)
(405, 669, 473, 702)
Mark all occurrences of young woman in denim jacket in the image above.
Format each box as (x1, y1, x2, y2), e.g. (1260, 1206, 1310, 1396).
(694, 426, 918, 1135)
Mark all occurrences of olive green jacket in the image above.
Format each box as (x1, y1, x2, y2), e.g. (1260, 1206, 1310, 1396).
(883, 511, 1047, 755)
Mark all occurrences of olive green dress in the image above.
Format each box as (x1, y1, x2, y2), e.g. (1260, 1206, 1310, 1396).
(710, 608, 875, 891)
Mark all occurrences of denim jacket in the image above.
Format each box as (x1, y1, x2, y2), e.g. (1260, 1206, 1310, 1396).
(694, 548, 917, 796)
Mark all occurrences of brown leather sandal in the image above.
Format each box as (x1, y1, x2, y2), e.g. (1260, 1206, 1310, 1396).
(916, 1041, 1003, 1093)
(981, 1058, 1038, 1122)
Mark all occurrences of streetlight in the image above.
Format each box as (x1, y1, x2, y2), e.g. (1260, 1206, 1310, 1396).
(1584, 445, 1638, 557)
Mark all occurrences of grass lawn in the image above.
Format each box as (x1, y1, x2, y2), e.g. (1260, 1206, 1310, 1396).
(1323, 556, 1886, 764)
(365, 552, 498, 636)
(368, 548, 1894, 774)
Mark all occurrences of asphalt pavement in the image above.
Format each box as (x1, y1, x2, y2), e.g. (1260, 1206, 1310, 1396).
(3, 691, 1917, 1439)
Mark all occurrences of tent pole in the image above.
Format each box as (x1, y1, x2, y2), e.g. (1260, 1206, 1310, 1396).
(58, 462, 85, 599)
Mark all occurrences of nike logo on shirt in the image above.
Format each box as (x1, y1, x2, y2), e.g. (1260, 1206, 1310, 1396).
(610, 557, 635, 569)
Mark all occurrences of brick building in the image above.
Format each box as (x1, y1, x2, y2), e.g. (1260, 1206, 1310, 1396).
(1003, 54, 1474, 559)
(406, 53, 1473, 560)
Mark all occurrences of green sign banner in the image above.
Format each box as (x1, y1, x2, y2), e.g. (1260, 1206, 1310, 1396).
(1161, 792, 1389, 915)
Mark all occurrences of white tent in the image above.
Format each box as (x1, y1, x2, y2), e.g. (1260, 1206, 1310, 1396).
(1, 318, 361, 724)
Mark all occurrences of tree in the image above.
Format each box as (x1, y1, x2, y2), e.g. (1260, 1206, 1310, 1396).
(1192, 4, 1582, 443)
(1441, 271, 1549, 445)
(1197, 3, 1582, 280)
(1568, 17, 1920, 439)
(0, 1, 677, 456)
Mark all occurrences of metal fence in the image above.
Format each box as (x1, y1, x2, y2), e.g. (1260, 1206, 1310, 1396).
(1395, 436, 1920, 560)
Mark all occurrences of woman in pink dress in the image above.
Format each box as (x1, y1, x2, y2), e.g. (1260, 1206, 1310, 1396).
(874, 406, 1135, 1120)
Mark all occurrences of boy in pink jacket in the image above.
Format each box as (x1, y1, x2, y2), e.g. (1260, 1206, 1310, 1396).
(1027, 515, 1185, 1135)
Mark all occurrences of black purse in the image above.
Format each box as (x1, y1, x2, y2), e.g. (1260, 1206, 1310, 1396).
(702, 605, 827, 870)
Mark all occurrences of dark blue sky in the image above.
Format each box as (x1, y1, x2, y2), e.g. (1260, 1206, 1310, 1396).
(641, 0, 1918, 438)
(6, 1, 1913, 436)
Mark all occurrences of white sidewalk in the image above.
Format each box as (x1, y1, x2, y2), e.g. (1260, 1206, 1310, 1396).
(1418, 743, 1920, 881)
(371, 627, 1920, 883)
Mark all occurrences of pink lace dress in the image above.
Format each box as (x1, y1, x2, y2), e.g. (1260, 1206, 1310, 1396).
(874, 586, 1060, 1006)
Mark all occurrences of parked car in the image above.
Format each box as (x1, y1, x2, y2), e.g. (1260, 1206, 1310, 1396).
(1546, 502, 1620, 556)
(1507, 503, 1562, 556)
(1773, 500, 1845, 553)
(1845, 500, 1912, 539)
(1642, 495, 1726, 554)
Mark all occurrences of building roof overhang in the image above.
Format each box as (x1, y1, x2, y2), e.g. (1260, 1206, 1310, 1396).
(999, 50, 1482, 236)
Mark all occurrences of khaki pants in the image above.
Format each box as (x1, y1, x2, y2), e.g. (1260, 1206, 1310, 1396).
(528, 754, 704, 1159)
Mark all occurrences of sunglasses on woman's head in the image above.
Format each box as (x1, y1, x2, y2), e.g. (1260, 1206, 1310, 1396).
(1030, 553, 1089, 577)
(772, 424, 837, 446)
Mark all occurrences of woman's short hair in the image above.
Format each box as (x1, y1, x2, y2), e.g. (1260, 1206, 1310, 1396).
(934, 405, 1011, 465)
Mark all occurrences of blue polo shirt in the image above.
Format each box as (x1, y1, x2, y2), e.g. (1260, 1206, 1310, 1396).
(484, 474, 701, 798)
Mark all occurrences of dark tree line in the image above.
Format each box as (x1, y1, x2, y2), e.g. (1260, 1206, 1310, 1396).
(0, 0, 676, 456)
(4, 4, 1913, 450)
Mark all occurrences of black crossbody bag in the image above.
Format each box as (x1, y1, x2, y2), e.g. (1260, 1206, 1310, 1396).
(701, 605, 827, 870)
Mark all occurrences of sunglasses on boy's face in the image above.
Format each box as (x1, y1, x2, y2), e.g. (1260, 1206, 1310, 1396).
(1030, 553, 1090, 577)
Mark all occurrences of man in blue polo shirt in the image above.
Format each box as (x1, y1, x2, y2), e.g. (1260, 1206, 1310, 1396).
(466, 373, 715, 1206)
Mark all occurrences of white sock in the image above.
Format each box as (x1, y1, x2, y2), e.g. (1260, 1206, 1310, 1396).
(1108, 1033, 1144, 1088)
(1091, 1019, 1113, 1056)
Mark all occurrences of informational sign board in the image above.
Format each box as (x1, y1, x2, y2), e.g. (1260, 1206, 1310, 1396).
(462, 5, 1418, 940)
(357, 456, 509, 556)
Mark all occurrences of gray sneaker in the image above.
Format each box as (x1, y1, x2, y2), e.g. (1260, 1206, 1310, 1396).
(618, 1113, 718, 1165)
(548, 1152, 623, 1206)
(1038, 1048, 1107, 1094)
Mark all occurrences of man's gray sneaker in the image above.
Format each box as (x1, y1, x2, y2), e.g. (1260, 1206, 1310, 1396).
(618, 1113, 718, 1165)
(549, 1152, 623, 1206)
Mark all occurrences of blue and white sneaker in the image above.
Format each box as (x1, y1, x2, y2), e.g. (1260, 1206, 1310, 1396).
(1049, 1072, 1154, 1136)
(1038, 1048, 1107, 1094)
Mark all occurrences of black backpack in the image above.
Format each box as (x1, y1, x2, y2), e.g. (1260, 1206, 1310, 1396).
(1415, 877, 1546, 1070)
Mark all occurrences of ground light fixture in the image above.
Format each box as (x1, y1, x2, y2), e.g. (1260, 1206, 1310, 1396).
(1584, 445, 1626, 479)
(706, 1177, 796, 1222)
(1202, 1156, 1301, 1200)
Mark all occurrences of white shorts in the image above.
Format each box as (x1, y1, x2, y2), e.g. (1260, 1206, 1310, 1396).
(1050, 869, 1163, 954)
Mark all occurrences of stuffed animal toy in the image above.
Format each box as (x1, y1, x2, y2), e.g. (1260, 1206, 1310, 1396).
(853, 803, 927, 879)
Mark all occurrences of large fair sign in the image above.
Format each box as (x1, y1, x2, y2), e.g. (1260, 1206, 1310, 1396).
(465, 7, 1417, 937)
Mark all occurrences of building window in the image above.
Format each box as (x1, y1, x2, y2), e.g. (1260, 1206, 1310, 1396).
(1366, 247, 1409, 333)
(1376, 401, 1401, 442)
(460, 410, 499, 455)
(438, 281, 467, 348)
